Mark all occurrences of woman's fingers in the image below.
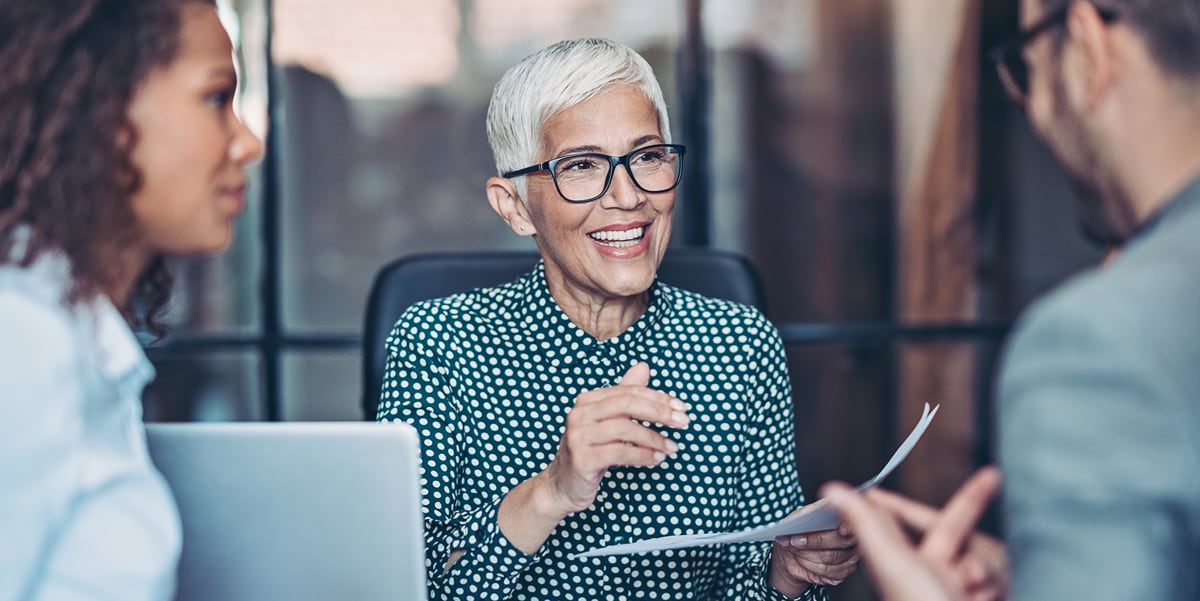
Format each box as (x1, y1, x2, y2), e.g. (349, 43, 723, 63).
(786, 546, 860, 568)
(549, 426, 676, 511)
(568, 417, 679, 457)
(778, 526, 858, 551)
(559, 368, 690, 479)
(548, 364, 691, 512)
(575, 363, 688, 427)
(776, 526, 861, 585)
(566, 387, 687, 455)
(587, 441, 675, 468)
(575, 386, 690, 428)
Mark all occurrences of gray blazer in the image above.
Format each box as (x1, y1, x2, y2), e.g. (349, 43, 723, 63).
(997, 176, 1200, 601)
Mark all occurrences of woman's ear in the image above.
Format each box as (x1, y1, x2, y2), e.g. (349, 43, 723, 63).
(486, 177, 536, 236)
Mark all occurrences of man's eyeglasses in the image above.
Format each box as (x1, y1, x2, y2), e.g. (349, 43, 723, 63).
(990, 3, 1117, 104)
(503, 144, 687, 203)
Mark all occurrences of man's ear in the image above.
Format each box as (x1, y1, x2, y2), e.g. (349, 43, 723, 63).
(1065, 0, 1118, 113)
(486, 177, 536, 236)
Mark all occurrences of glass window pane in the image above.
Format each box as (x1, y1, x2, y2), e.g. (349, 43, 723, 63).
(272, 0, 683, 333)
(281, 350, 362, 421)
(785, 343, 892, 491)
(144, 351, 264, 422)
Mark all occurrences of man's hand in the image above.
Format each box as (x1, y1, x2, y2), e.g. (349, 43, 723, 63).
(820, 467, 1006, 601)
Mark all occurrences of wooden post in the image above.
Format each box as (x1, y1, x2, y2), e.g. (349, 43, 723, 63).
(893, 0, 982, 504)
(738, 0, 895, 499)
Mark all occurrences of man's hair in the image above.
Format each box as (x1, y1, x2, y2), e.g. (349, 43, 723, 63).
(485, 38, 672, 200)
(1051, 0, 1200, 81)
(0, 0, 214, 333)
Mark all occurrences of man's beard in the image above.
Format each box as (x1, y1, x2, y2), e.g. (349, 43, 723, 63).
(1048, 72, 1140, 247)
(1067, 169, 1132, 247)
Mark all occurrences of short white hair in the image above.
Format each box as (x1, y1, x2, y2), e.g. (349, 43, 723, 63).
(486, 38, 672, 200)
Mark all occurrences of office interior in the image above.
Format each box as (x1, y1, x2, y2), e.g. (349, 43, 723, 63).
(141, 2, 1098, 598)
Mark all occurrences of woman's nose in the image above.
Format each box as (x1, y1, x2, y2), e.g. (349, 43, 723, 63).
(230, 116, 264, 166)
(600, 163, 646, 209)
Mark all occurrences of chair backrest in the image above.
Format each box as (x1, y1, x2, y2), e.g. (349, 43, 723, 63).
(361, 248, 766, 420)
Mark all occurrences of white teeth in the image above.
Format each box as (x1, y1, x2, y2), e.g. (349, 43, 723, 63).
(589, 226, 646, 244)
(601, 239, 639, 248)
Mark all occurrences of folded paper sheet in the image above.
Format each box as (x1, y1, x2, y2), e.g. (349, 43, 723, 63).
(574, 403, 939, 558)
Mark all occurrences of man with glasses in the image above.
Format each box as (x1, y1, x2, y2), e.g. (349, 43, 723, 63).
(820, 1, 1200, 600)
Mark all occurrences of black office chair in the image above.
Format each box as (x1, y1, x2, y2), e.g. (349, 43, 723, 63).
(361, 248, 766, 420)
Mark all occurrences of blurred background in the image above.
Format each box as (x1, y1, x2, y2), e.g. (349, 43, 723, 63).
(144, 1, 1103, 597)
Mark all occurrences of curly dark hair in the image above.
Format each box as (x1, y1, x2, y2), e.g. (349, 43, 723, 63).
(0, 0, 215, 336)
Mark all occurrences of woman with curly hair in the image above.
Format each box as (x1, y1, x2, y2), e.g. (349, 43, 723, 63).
(0, 0, 261, 597)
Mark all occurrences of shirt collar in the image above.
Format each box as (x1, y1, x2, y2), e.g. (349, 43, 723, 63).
(1129, 172, 1200, 245)
(20, 244, 155, 391)
(88, 292, 155, 390)
(516, 261, 670, 365)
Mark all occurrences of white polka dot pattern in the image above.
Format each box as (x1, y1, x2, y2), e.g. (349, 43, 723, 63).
(378, 262, 826, 601)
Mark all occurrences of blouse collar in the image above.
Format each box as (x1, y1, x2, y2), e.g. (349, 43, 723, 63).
(516, 261, 671, 366)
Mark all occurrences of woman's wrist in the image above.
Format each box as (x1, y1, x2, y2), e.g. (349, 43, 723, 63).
(527, 470, 578, 522)
(498, 475, 569, 555)
(767, 544, 813, 598)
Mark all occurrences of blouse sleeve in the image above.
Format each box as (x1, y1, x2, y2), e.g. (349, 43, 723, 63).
(0, 293, 84, 600)
(376, 308, 539, 601)
(720, 315, 828, 601)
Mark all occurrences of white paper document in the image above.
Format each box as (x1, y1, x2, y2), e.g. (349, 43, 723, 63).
(574, 403, 940, 558)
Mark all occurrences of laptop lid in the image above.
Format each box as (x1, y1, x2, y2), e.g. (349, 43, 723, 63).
(144, 422, 427, 601)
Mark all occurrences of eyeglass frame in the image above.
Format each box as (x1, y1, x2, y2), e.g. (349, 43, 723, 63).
(990, 2, 1118, 104)
(502, 143, 687, 203)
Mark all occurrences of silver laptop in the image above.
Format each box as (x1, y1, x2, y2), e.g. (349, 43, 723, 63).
(144, 422, 428, 601)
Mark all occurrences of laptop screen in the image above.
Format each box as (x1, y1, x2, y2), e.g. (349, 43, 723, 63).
(145, 422, 427, 601)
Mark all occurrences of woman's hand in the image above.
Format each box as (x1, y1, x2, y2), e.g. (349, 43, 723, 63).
(539, 362, 690, 517)
(768, 510, 861, 596)
(498, 362, 687, 555)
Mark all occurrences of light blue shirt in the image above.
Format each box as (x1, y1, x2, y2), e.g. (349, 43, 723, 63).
(0, 249, 181, 601)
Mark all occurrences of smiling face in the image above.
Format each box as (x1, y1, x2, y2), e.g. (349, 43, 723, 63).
(503, 86, 675, 307)
(126, 3, 263, 260)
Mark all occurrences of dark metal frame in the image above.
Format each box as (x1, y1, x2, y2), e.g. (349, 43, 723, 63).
(990, 3, 1117, 103)
(258, 0, 283, 421)
(502, 144, 687, 203)
(146, 0, 1013, 422)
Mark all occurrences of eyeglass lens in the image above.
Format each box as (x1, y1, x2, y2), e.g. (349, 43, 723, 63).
(553, 145, 682, 202)
(999, 49, 1030, 101)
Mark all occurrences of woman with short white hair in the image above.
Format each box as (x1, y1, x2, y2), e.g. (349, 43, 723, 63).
(378, 37, 858, 601)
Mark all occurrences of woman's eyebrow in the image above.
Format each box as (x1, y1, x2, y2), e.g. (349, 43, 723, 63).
(555, 135, 665, 157)
(631, 134, 664, 147)
(206, 65, 238, 82)
(555, 144, 604, 156)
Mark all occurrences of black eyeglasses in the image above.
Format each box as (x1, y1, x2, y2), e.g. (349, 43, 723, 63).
(990, 3, 1117, 104)
(502, 143, 686, 203)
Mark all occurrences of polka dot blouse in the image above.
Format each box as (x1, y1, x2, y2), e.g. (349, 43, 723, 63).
(378, 262, 825, 601)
